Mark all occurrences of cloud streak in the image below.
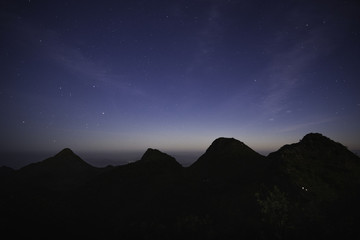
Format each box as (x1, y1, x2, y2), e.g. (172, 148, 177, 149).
(261, 13, 336, 117)
(277, 117, 338, 133)
(48, 42, 147, 98)
(9, 17, 147, 98)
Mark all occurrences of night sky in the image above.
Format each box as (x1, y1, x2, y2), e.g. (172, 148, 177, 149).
(1, 0, 359, 167)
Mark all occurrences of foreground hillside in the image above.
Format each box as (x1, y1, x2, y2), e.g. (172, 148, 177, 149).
(1, 133, 359, 239)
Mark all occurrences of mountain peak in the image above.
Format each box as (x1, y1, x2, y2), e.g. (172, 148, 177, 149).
(300, 132, 329, 144)
(139, 148, 181, 167)
(297, 132, 353, 154)
(54, 148, 76, 158)
(189, 137, 265, 179)
(19, 148, 93, 173)
(267, 133, 360, 202)
(268, 132, 360, 178)
(141, 148, 175, 162)
(270, 132, 353, 157)
(206, 137, 248, 152)
(201, 137, 263, 160)
(50, 148, 88, 166)
(13, 148, 98, 190)
(138, 148, 182, 169)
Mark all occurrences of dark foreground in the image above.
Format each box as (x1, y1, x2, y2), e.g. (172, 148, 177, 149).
(1, 133, 360, 239)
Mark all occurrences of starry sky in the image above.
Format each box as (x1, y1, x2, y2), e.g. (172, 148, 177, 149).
(1, 0, 360, 167)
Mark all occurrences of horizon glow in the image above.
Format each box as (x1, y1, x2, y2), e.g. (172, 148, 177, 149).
(1, 0, 359, 165)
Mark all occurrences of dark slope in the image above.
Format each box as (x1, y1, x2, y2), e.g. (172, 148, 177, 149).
(137, 148, 183, 171)
(82, 148, 183, 198)
(0, 166, 15, 189)
(267, 133, 360, 195)
(1, 134, 360, 239)
(19, 148, 94, 173)
(183, 138, 267, 238)
(14, 148, 101, 189)
(70, 148, 185, 239)
(0, 165, 15, 178)
(189, 137, 266, 181)
(263, 133, 360, 239)
(0, 149, 107, 238)
(88, 148, 183, 185)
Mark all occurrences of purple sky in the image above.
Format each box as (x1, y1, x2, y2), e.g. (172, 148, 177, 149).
(1, 0, 359, 166)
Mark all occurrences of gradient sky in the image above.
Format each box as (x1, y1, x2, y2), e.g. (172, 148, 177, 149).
(1, 0, 359, 164)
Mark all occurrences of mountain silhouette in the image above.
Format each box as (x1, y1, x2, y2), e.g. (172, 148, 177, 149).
(89, 148, 182, 184)
(268, 133, 360, 193)
(138, 148, 183, 170)
(265, 133, 360, 238)
(189, 137, 266, 181)
(14, 148, 101, 189)
(68, 148, 186, 238)
(19, 148, 94, 172)
(1, 133, 360, 239)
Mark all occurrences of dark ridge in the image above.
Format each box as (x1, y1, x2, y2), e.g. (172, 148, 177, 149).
(300, 132, 343, 148)
(189, 137, 266, 181)
(137, 148, 182, 170)
(264, 133, 360, 238)
(300, 132, 328, 142)
(204, 137, 262, 157)
(46, 148, 93, 168)
(141, 148, 176, 162)
(17, 148, 91, 171)
(267, 132, 360, 201)
(0, 166, 15, 178)
(1, 133, 360, 239)
(269, 132, 358, 164)
(86, 148, 182, 190)
(54, 147, 76, 158)
(13, 148, 101, 191)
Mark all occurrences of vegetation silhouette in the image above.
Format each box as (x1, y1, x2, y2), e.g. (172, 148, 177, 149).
(1, 133, 359, 239)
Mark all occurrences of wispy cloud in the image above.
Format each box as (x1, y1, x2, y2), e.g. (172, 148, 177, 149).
(278, 117, 337, 133)
(9, 17, 146, 98)
(262, 35, 321, 115)
(48, 41, 147, 97)
(186, 2, 224, 74)
(261, 15, 335, 117)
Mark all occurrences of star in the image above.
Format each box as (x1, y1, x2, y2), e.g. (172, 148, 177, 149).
(0, 0, 359, 164)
